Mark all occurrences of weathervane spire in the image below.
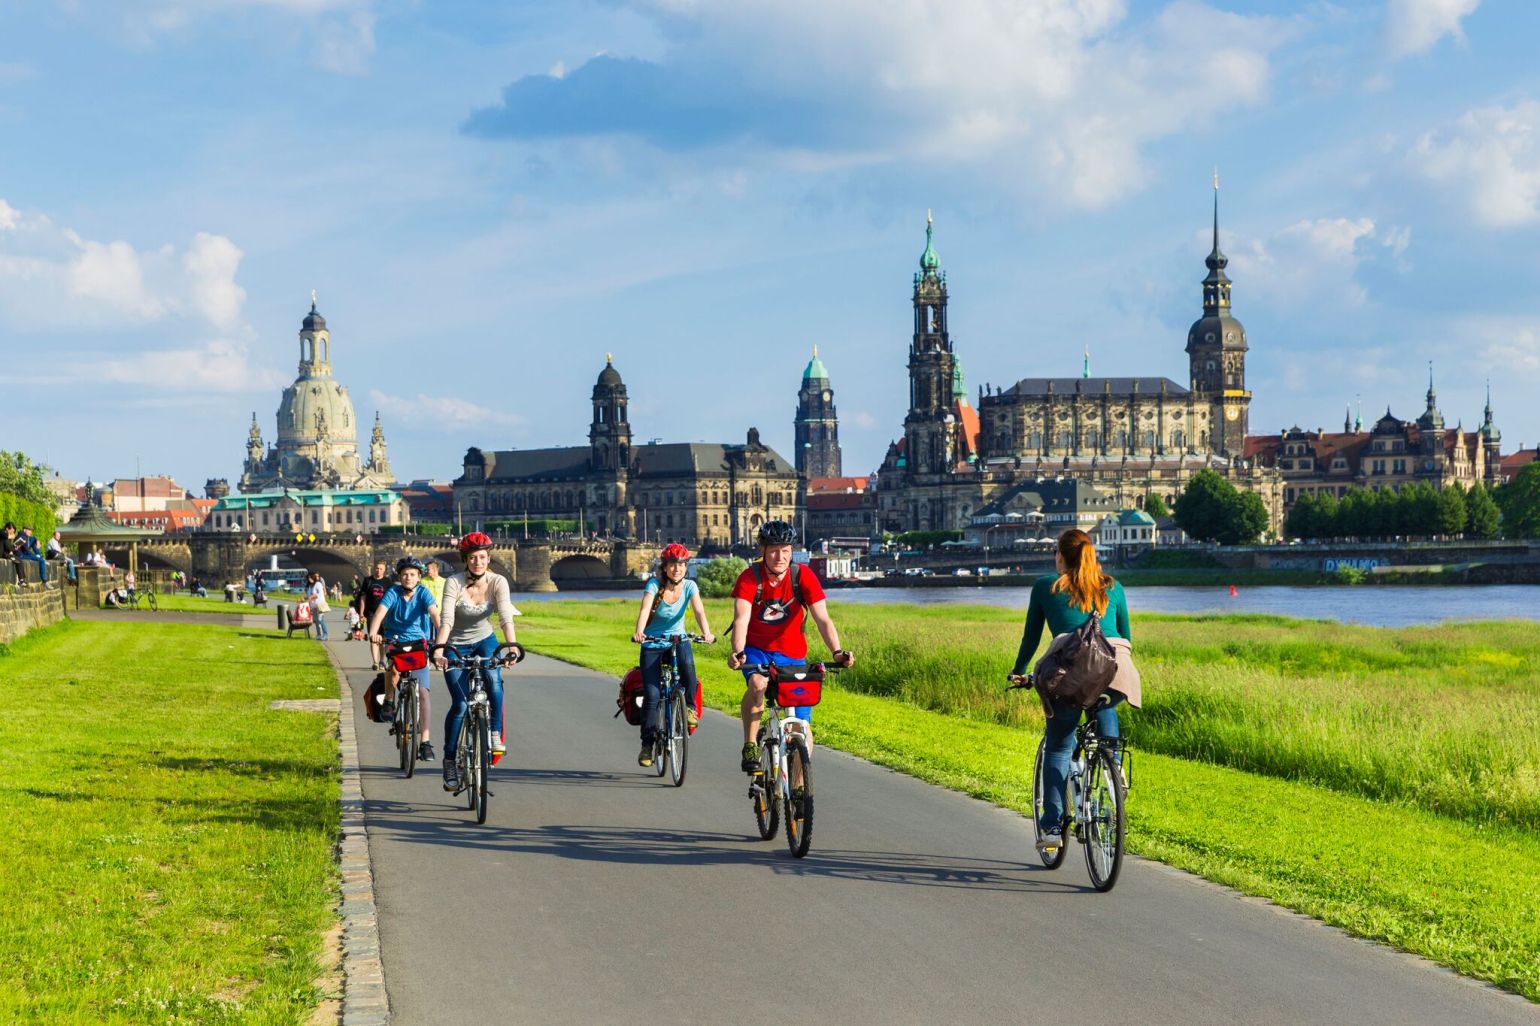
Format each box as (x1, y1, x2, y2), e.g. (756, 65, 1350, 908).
(310, 288, 317, 311)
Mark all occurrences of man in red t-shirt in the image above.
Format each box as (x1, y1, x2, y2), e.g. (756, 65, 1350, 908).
(727, 520, 855, 772)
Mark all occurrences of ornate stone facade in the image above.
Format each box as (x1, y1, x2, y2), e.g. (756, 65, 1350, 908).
(454, 359, 800, 549)
(877, 199, 1282, 536)
(239, 297, 393, 493)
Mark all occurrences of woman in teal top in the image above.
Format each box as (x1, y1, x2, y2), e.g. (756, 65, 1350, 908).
(631, 543, 716, 767)
(1010, 528, 1130, 852)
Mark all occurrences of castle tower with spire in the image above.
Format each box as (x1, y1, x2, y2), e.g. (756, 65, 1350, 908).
(1481, 381, 1502, 485)
(795, 346, 842, 479)
(1186, 172, 1251, 454)
(904, 212, 959, 478)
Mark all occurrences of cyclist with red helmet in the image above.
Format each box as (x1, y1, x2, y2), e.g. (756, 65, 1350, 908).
(727, 520, 854, 772)
(630, 542, 715, 767)
(432, 532, 522, 793)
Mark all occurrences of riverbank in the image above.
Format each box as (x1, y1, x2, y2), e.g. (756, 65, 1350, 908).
(519, 599, 1540, 1001)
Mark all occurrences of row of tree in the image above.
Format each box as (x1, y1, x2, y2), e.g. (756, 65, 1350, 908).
(1166, 463, 1540, 546)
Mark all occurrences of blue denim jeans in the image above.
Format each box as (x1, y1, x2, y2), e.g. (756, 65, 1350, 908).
(1040, 692, 1122, 833)
(443, 635, 505, 759)
(20, 552, 46, 583)
(640, 640, 697, 744)
(312, 605, 329, 640)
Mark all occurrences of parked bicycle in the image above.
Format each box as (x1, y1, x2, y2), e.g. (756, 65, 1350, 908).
(639, 633, 710, 787)
(433, 641, 524, 823)
(106, 586, 157, 611)
(744, 662, 837, 858)
(1008, 674, 1128, 892)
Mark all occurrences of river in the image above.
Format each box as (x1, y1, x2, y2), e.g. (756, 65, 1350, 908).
(517, 584, 1539, 628)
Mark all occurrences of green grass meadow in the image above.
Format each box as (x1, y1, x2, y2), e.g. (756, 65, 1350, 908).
(520, 597, 1540, 1000)
(0, 619, 340, 1024)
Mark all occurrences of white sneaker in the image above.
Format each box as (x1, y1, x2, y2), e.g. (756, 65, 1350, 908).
(490, 731, 506, 754)
(1036, 830, 1063, 852)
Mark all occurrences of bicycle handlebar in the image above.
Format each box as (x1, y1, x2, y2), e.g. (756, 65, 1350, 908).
(739, 662, 845, 675)
(1005, 672, 1034, 691)
(640, 633, 712, 644)
(429, 641, 526, 668)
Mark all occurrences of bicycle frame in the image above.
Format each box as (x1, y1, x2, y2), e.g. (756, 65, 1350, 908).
(434, 642, 522, 822)
(640, 634, 707, 786)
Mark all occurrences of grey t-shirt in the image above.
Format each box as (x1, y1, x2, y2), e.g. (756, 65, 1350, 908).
(440, 571, 518, 645)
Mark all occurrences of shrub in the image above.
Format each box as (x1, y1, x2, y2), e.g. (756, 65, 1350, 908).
(695, 556, 749, 597)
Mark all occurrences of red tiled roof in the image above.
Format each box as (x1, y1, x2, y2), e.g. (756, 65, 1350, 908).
(105, 509, 205, 531)
(807, 476, 870, 494)
(808, 492, 870, 511)
(954, 400, 980, 459)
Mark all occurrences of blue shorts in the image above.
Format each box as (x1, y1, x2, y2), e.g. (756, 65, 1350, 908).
(741, 647, 813, 722)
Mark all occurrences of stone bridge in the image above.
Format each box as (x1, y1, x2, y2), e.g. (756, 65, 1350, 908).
(107, 533, 659, 593)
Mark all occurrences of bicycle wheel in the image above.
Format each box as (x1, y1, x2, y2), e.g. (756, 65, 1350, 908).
(1032, 737, 1068, 869)
(1083, 747, 1126, 892)
(474, 714, 490, 824)
(783, 738, 813, 858)
(668, 691, 688, 787)
(146, 591, 158, 611)
(752, 736, 779, 840)
(462, 711, 479, 811)
(402, 686, 418, 779)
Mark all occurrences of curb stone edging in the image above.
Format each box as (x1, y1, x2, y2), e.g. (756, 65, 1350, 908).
(325, 646, 390, 1025)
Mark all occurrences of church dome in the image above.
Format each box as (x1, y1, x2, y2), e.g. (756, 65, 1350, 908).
(302, 301, 327, 333)
(1185, 314, 1247, 352)
(802, 346, 828, 382)
(596, 356, 623, 388)
(275, 376, 360, 450)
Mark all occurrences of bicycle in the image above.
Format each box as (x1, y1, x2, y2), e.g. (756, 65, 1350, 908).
(107, 586, 157, 611)
(1008, 675, 1128, 892)
(639, 633, 710, 787)
(744, 662, 838, 858)
(434, 642, 524, 824)
(385, 641, 430, 779)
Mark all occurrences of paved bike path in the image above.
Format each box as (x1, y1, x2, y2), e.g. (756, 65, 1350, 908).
(335, 639, 1538, 1026)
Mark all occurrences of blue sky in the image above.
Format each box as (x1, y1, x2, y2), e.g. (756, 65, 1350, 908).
(4, 0, 1540, 492)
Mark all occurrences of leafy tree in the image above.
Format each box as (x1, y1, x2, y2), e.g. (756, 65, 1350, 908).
(1174, 470, 1268, 545)
(1500, 463, 1540, 538)
(1142, 492, 1171, 518)
(1313, 491, 1340, 538)
(1434, 484, 1467, 537)
(0, 450, 55, 508)
(1284, 492, 1316, 540)
(1465, 482, 1500, 539)
(694, 556, 749, 598)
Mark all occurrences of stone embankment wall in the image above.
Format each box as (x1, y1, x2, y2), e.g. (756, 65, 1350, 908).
(0, 580, 67, 645)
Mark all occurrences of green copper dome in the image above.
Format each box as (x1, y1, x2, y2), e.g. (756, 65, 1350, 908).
(920, 211, 940, 273)
(951, 356, 965, 399)
(802, 345, 829, 382)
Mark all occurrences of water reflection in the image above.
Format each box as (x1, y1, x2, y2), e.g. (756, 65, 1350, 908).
(518, 584, 1539, 627)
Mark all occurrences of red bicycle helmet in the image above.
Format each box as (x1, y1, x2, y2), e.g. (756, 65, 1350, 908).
(458, 531, 493, 557)
(660, 543, 691, 563)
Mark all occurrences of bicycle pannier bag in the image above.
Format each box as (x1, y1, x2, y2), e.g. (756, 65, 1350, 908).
(390, 640, 428, 673)
(768, 665, 825, 709)
(289, 601, 313, 625)
(616, 666, 645, 726)
(364, 673, 388, 722)
(1033, 610, 1118, 709)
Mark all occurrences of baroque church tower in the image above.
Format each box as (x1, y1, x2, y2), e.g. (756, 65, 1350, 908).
(795, 346, 842, 478)
(904, 213, 958, 477)
(1186, 175, 1251, 455)
(589, 355, 633, 537)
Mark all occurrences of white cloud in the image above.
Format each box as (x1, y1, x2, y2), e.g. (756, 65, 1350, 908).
(77, 0, 377, 72)
(1385, 0, 1480, 58)
(0, 198, 250, 331)
(97, 339, 285, 392)
(313, 9, 375, 75)
(537, 0, 1289, 209)
(369, 390, 526, 432)
(1412, 100, 1540, 227)
(1230, 215, 1405, 308)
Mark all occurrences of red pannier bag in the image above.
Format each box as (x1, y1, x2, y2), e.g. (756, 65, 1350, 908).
(768, 665, 824, 709)
(615, 667, 645, 725)
(390, 640, 429, 673)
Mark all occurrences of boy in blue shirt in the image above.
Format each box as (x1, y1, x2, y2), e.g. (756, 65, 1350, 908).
(368, 556, 442, 762)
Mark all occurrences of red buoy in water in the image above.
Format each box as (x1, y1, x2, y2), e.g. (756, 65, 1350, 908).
(1228, 584, 1238, 597)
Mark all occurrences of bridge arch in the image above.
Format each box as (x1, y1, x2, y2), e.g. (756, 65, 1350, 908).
(550, 553, 610, 589)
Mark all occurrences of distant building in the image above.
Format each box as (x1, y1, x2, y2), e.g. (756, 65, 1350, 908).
(1243, 375, 1502, 514)
(205, 489, 407, 534)
(794, 347, 842, 479)
(1094, 509, 1157, 557)
(805, 475, 876, 547)
(106, 508, 208, 532)
(109, 476, 189, 513)
(1499, 447, 1538, 484)
(961, 478, 1119, 546)
(396, 481, 456, 526)
(455, 358, 800, 548)
(239, 296, 394, 493)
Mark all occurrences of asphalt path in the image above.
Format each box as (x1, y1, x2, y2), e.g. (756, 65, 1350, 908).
(335, 637, 1539, 1026)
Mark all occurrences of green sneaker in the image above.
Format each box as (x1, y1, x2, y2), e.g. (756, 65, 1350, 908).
(740, 742, 761, 773)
